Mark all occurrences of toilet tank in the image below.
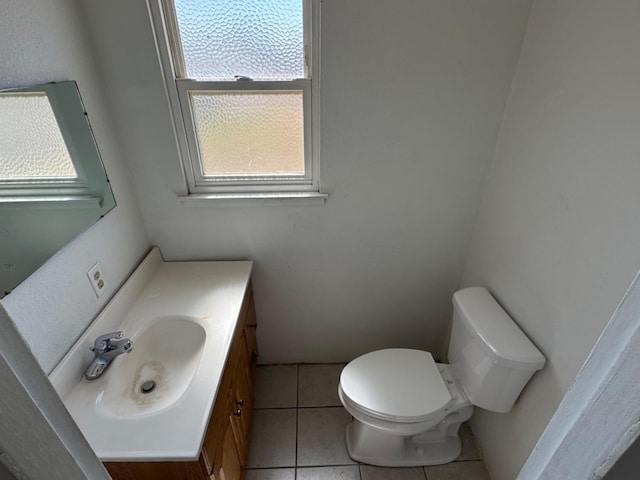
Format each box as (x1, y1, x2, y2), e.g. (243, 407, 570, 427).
(448, 287, 545, 413)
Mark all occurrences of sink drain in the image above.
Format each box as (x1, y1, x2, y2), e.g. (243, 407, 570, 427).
(140, 380, 156, 394)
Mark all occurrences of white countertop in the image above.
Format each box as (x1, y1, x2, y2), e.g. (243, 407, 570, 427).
(49, 248, 252, 461)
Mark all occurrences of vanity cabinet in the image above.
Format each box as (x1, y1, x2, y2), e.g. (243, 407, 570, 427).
(104, 283, 258, 480)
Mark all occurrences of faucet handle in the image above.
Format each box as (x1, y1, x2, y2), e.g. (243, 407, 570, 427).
(91, 331, 123, 353)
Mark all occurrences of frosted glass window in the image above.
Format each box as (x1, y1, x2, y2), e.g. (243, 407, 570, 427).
(0, 93, 77, 180)
(191, 91, 304, 176)
(155, 0, 317, 192)
(174, 0, 304, 80)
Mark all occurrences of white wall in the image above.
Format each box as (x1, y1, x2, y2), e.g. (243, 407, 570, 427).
(460, 1, 640, 478)
(82, 0, 532, 364)
(0, 0, 149, 374)
(0, 304, 110, 479)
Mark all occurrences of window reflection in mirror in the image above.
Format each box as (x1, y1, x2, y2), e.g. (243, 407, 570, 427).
(0, 81, 116, 297)
(0, 91, 78, 182)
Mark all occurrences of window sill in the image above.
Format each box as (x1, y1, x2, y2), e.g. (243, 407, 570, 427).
(177, 191, 328, 206)
(0, 195, 103, 209)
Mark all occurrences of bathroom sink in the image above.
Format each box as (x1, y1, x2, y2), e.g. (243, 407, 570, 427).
(48, 248, 253, 461)
(98, 316, 206, 418)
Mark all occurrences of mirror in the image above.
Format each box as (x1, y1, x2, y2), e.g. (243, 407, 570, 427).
(0, 81, 116, 297)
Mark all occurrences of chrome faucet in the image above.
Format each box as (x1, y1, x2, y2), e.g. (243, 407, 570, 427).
(85, 331, 133, 380)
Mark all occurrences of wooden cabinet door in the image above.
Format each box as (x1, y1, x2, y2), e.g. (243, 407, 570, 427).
(218, 390, 244, 480)
(230, 344, 254, 466)
(217, 418, 242, 480)
(201, 364, 236, 475)
(104, 459, 208, 480)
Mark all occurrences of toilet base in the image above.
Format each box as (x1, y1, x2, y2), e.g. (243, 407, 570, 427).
(344, 414, 469, 467)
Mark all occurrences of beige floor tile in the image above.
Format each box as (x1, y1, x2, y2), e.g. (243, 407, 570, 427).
(297, 407, 356, 466)
(361, 465, 426, 480)
(254, 365, 298, 409)
(246, 409, 297, 468)
(425, 461, 490, 480)
(297, 466, 361, 480)
(245, 365, 490, 480)
(298, 364, 345, 407)
(244, 468, 296, 480)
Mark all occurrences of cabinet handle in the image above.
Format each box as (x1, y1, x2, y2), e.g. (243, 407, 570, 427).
(236, 399, 244, 406)
(247, 323, 257, 328)
(233, 409, 242, 417)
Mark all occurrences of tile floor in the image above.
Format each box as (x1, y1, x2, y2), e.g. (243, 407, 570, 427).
(245, 364, 491, 480)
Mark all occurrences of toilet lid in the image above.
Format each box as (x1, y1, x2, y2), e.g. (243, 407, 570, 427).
(340, 349, 452, 423)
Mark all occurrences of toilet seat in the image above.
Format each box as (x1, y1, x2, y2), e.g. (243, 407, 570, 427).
(340, 349, 452, 423)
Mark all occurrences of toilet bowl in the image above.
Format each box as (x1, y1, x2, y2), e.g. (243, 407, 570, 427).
(338, 287, 546, 467)
(338, 349, 473, 466)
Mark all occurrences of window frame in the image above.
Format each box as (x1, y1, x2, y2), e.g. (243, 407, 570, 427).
(150, 0, 322, 197)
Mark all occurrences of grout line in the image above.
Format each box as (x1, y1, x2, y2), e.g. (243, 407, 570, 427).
(254, 406, 303, 410)
(245, 467, 296, 471)
(423, 466, 429, 479)
(296, 405, 344, 410)
(258, 362, 347, 367)
(294, 364, 299, 480)
(296, 463, 362, 469)
(253, 404, 343, 411)
(297, 363, 303, 410)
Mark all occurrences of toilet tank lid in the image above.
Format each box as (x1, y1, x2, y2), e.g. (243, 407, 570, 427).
(453, 287, 546, 371)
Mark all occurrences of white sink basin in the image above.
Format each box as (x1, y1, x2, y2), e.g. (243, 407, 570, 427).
(48, 248, 253, 461)
(98, 316, 206, 418)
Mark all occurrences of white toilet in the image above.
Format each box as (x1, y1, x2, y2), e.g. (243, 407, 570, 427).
(338, 287, 545, 467)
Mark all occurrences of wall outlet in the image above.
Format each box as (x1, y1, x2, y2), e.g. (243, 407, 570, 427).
(87, 263, 107, 298)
